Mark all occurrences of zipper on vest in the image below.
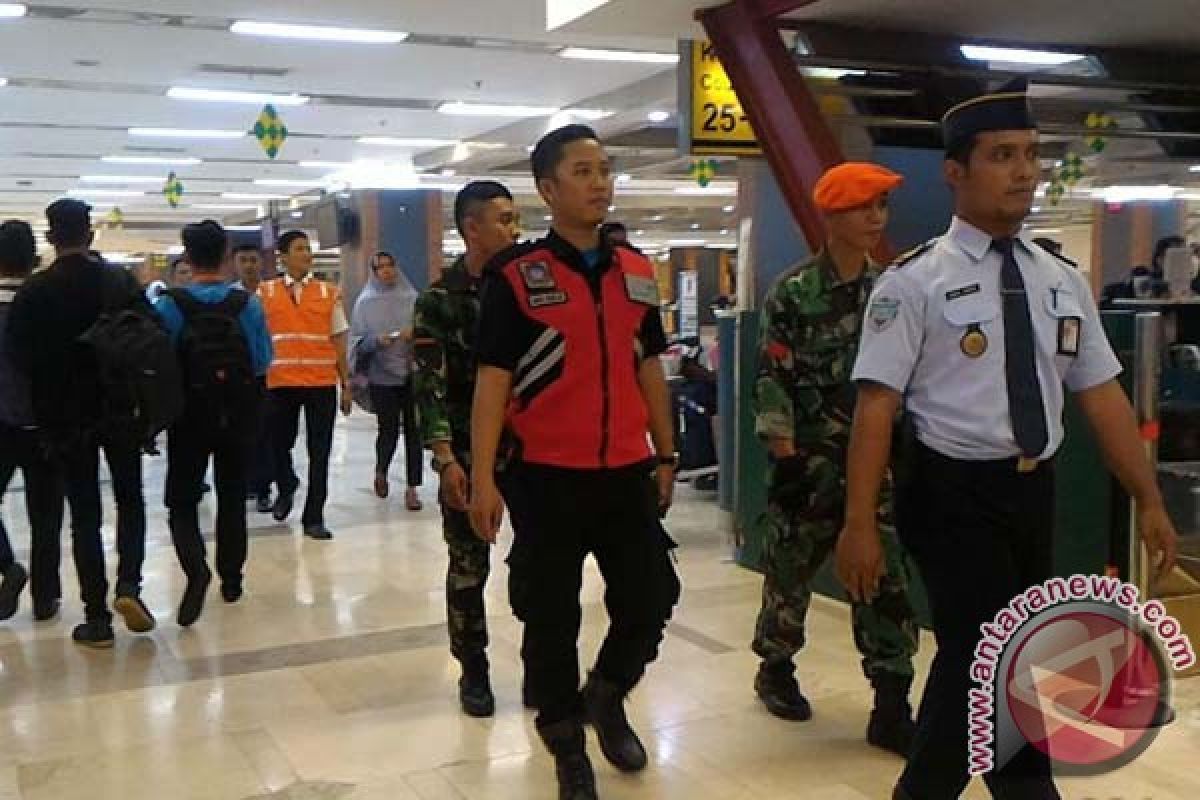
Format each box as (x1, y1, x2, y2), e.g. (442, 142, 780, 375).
(589, 272, 611, 468)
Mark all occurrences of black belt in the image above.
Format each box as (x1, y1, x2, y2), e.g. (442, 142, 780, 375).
(915, 441, 1052, 475)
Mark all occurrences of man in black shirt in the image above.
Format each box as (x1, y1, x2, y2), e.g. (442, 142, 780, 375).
(6, 199, 156, 647)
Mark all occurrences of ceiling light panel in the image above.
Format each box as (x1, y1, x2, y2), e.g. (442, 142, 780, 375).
(129, 128, 245, 139)
(559, 47, 679, 64)
(0, 4, 26, 19)
(230, 20, 409, 44)
(438, 102, 559, 118)
(167, 87, 310, 106)
(103, 156, 202, 166)
(358, 136, 461, 148)
(959, 45, 1085, 66)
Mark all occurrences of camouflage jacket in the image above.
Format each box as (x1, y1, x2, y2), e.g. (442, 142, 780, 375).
(755, 249, 881, 450)
(412, 257, 481, 462)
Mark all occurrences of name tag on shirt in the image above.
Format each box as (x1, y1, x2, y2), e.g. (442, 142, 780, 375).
(1058, 317, 1081, 356)
(529, 291, 568, 308)
(945, 283, 981, 302)
(624, 275, 660, 306)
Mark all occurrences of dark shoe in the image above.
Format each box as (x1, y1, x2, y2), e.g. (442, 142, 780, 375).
(221, 582, 243, 604)
(0, 562, 28, 621)
(582, 671, 647, 772)
(538, 719, 598, 800)
(33, 598, 61, 622)
(867, 675, 917, 757)
(200, 482, 212, 494)
(459, 657, 496, 718)
(303, 524, 333, 540)
(405, 487, 423, 511)
(374, 474, 389, 499)
(255, 493, 273, 514)
(272, 489, 295, 522)
(177, 568, 212, 628)
(113, 593, 156, 633)
(754, 661, 812, 721)
(72, 619, 115, 649)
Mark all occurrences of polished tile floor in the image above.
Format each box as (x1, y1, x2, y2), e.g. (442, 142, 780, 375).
(1, 414, 1198, 799)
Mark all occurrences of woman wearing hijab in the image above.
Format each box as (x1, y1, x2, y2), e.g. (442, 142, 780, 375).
(350, 252, 424, 510)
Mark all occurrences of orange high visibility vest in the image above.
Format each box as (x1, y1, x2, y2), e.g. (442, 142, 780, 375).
(259, 277, 340, 389)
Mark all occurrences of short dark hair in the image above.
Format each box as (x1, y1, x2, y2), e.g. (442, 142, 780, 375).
(169, 256, 188, 277)
(182, 219, 228, 270)
(0, 220, 37, 276)
(945, 133, 979, 166)
(45, 198, 92, 248)
(277, 230, 309, 255)
(370, 251, 396, 271)
(1153, 235, 1187, 268)
(531, 124, 599, 183)
(232, 243, 260, 257)
(454, 181, 513, 237)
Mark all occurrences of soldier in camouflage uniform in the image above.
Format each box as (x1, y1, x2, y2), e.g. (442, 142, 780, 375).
(413, 181, 519, 718)
(751, 163, 919, 757)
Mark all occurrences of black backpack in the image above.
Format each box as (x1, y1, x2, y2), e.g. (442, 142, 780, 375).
(76, 267, 185, 442)
(167, 288, 256, 428)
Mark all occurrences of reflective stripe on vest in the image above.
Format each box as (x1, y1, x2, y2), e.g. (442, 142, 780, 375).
(261, 278, 340, 389)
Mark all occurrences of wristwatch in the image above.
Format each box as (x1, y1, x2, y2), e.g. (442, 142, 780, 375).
(657, 452, 681, 470)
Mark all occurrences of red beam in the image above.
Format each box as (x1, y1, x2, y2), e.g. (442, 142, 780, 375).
(743, 0, 815, 22)
(698, 0, 839, 250)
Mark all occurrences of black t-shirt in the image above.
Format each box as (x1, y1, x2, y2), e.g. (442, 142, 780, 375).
(476, 232, 668, 372)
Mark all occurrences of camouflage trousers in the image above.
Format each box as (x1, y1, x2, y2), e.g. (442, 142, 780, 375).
(444, 503, 491, 663)
(751, 452, 918, 683)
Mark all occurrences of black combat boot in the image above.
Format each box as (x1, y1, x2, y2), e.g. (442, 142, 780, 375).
(582, 671, 647, 772)
(458, 655, 495, 718)
(867, 674, 917, 757)
(538, 718, 598, 800)
(754, 660, 812, 720)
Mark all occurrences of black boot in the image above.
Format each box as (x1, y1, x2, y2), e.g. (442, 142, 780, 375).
(867, 675, 917, 757)
(459, 656, 495, 718)
(538, 718, 598, 800)
(754, 661, 812, 720)
(582, 671, 647, 772)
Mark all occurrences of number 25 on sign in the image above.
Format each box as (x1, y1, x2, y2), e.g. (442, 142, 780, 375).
(681, 40, 761, 156)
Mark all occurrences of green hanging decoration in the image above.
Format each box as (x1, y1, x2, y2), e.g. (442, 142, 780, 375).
(1084, 111, 1117, 153)
(163, 172, 184, 207)
(688, 158, 717, 188)
(104, 207, 124, 229)
(1059, 153, 1085, 186)
(1046, 177, 1067, 206)
(254, 104, 289, 159)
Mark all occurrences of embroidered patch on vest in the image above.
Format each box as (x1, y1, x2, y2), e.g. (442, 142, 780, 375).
(624, 274, 660, 306)
(528, 291, 568, 308)
(519, 261, 557, 290)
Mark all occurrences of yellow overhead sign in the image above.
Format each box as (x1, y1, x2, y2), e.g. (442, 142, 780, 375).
(681, 40, 761, 157)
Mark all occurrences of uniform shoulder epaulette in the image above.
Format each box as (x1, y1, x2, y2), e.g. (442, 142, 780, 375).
(1035, 241, 1079, 270)
(891, 238, 937, 269)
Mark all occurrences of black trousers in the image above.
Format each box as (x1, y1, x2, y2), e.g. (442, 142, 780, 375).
(0, 423, 64, 604)
(270, 386, 337, 527)
(165, 403, 255, 587)
(503, 463, 681, 729)
(896, 442, 1061, 800)
(62, 436, 146, 622)
(369, 383, 423, 487)
(247, 377, 274, 498)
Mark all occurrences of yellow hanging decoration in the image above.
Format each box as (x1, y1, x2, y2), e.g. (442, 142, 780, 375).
(689, 158, 718, 188)
(254, 104, 289, 160)
(1085, 112, 1117, 153)
(163, 172, 184, 208)
(104, 207, 125, 229)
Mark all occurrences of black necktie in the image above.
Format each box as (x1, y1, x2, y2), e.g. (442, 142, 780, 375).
(994, 238, 1048, 458)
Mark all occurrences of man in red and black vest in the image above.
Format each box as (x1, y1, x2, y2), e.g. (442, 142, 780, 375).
(471, 125, 680, 800)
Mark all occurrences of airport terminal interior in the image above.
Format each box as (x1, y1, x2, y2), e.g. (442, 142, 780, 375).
(2, 1, 1200, 798)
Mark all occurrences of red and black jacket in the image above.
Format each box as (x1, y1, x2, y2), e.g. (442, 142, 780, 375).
(476, 230, 667, 469)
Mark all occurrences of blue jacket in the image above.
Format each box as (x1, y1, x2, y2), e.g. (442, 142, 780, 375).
(154, 280, 273, 376)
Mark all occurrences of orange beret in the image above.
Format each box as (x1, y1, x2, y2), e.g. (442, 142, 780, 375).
(812, 162, 904, 213)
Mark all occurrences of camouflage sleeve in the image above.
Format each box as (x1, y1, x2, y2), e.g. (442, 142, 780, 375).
(412, 288, 452, 446)
(754, 283, 798, 441)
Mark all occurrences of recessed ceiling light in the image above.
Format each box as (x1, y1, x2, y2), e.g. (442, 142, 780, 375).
(1092, 185, 1179, 203)
(0, 78, 7, 88)
(720, 228, 730, 235)
(723, 204, 736, 213)
(358, 136, 461, 148)
(230, 20, 408, 44)
(103, 155, 203, 166)
(801, 67, 867, 80)
(440, 168, 456, 177)
(253, 179, 325, 187)
(616, 173, 632, 183)
(675, 186, 737, 196)
(438, 101, 559, 118)
(649, 214, 664, 222)
(1190, 165, 1200, 173)
(68, 189, 146, 198)
(222, 192, 288, 200)
(647, 110, 671, 123)
(167, 87, 310, 106)
(567, 109, 615, 121)
(690, 222, 701, 230)
(543, 215, 553, 221)
(608, 205, 616, 212)
(290, 210, 304, 218)
(959, 44, 1085, 66)
(0, 4, 27, 19)
(559, 47, 679, 65)
(668, 238, 707, 247)
(81, 175, 167, 184)
(635, 229, 645, 236)
(1031, 228, 1064, 234)
(129, 127, 245, 139)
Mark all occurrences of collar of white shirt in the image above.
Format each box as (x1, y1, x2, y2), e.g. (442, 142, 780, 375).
(282, 272, 312, 288)
(947, 216, 1038, 262)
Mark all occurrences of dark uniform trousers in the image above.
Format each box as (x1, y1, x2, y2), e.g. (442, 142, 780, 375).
(0, 423, 63, 605)
(443, 499, 490, 664)
(502, 462, 682, 728)
(269, 386, 337, 527)
(897, 442, 1061, 800)
(165, 401, 256, 587)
